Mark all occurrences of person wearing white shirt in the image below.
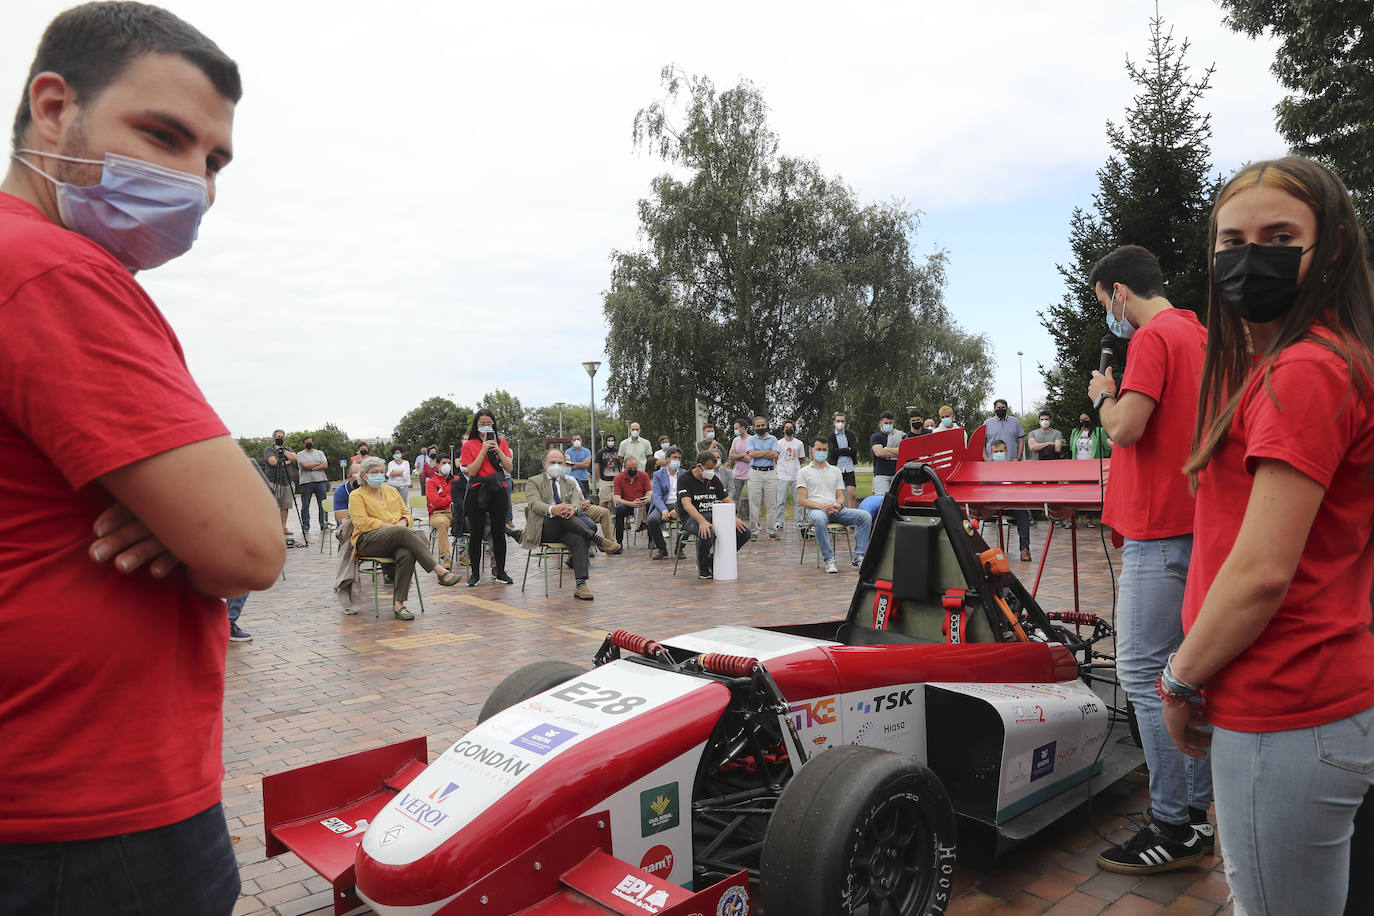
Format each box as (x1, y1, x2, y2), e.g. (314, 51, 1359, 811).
(796, 438, 873, 574)
(386, 448, 411, 507)
(774, 422, 806, 529)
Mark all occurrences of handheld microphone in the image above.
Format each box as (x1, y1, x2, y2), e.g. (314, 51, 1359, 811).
(1099, 335, 1116, 375)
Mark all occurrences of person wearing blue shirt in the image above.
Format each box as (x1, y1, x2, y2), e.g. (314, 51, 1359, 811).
(869, 410, 904, 496)
(826, 412, 860, 508)
(565, 433, 592, 498)
(647, 446, 686, 559)
(981, 398, 1033, 562)
(746, 417, 781, 540)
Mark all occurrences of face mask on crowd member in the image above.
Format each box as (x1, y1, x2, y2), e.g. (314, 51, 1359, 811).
(990, 446, 1009, 462)
(428, 450, 437, 460)
(814, 439, 830, 464)
(940, 416, 954, 428)
(881, 421, 893, 434)
(659, 439, 670, 450)
(367, 472, 386, 487)
(994, 403, 1008, 420)
(1080, 416, 1093, 429)
(274, 435, 285, 446)
(605, 437, 615, 449)
(392, 450, 402, 459)
(358, 446, 369, 456)
(1103, 284, 1137, 339)
(572, 438, 582, 448)
(440, 462, 452, 475)
(754, 423, 766, 435)
(1213, 242, 1314, 323)
(547, 461, 565, 477)
(702, 462, 717, 480)
(303, 439, 313, 449)
(783, 425, 795, 437)
(834, 421, 845, 433)
(629, 426, 641, 440)
(669, 458, 682, 471)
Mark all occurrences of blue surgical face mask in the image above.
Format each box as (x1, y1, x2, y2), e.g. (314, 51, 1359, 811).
(991, 452, 1008, 462)
(478, 425, 494, 435)
(13, 149, 207, 271)
(814, 451, 828, 463)
(940, 417, 954, 428)
(669, 459, 681, 471)
(367, 473, 387, 487)
(1105, 288, 1136, 339)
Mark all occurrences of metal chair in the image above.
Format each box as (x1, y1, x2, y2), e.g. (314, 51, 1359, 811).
(522, 542, 570, 596)
(317, 521, 336, 556)
(671, 526, 699, 576)
(799, 521, 853, 567)
(357, 556, 425, 618)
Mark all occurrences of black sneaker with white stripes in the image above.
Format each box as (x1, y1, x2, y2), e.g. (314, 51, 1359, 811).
(1096, 821, 1205, 874)
(1143, 805, 1215, 855)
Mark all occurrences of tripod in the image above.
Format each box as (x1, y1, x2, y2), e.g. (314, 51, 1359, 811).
(257, 448, 311, 549)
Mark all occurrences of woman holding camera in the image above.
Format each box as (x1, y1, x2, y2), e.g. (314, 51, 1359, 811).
(460, 408, 514, 586)
(1166, 157, 1374, 914)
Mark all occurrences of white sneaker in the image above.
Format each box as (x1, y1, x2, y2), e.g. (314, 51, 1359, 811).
(825, 559, 838, 574)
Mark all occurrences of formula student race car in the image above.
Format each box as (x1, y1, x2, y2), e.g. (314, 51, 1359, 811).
(263, 462, 1141, 916)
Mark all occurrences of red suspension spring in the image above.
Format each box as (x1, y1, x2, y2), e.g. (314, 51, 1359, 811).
(609, 628, 665, 658)
(1048, 611, 1104, 627)
(698, 653, 759, 678)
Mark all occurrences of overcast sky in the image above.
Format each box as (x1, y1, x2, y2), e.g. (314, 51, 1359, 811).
(3, 1, 1290, 439)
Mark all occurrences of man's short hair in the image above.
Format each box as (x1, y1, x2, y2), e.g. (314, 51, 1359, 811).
(666, 446, 683, 458)
(696, 451, 718, 467)
(12, 2, 243, 150)
(1039, 411, 1051, 419)
(273, 428, 285, 437)
(834, 412, 846, 419)
(814, 436, 829, 447)
(1087, 245, 1165, 299)
(991, 440, 1008, 451)
(993, 399, 1007, 409)
(880, 411, 894, 421)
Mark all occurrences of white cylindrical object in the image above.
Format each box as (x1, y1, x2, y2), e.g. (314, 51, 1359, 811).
(713, 503, 738, 581)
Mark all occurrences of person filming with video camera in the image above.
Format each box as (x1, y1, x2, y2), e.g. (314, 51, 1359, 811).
(262, 429, 297, 539)
(460, 408, 514, 586)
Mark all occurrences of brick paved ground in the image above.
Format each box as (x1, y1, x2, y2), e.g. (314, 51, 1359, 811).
(225, 514, 1232, 916)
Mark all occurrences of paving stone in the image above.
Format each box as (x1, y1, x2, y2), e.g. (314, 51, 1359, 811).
(1051, 891, 1111, 915)
(1078, 870, 1144, 902)
(988, 891, 1051, 914)
(1101, 893, 1169, 914)
(1187, 870, 1233, 905)
(1161, 894, 1222, 916)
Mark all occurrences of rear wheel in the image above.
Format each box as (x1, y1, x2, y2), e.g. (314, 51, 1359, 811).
(760, 745, 957, 916)
(477, 660, 585, 723)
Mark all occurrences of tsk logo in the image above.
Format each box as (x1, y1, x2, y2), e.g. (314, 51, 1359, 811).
(452, 739, 532, 779)
(612, 875, 671, 912)
(857, 689, 914, 714)
(427, 782, 460, 804)
(512, 724, 576, 756)
(1031, 740, 1057, 782)
(717, 884, 749, 916)
(640, 783, 680, 836)
(396, 791, 451, 831)
(789, 697, 836, 729)
(640, 844, 674, 877)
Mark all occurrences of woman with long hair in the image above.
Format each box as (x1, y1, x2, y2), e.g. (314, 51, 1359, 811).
(1164, 157, 1374, 914)
(460, 408, 514, 586)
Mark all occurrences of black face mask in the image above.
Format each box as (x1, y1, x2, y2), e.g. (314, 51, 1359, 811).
(995, 408, 1007, 420)
(1080, 419, 1092, 429)
(626, 468, 637, 478)
(754, 428, 766, 435)
(784, 428, 794, 436)
(274, 436, 285, 446)
(303, 442, 313, 449)
(359, 449, 368, 456)
(1214, 243, 1310, 324)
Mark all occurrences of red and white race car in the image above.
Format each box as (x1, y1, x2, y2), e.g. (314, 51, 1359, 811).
(264, 463, 1139, 916)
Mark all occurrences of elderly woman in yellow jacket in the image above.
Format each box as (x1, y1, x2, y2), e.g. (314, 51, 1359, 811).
(350, 456, 461, 619)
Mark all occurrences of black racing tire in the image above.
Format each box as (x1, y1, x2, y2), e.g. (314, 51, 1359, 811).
(477, 660, 585, 723)
(759, 745, 957, 916)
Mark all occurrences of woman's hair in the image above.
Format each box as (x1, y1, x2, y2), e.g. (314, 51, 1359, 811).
(466, 408, 497, 440)
(1185, 156, 1374, 480)
(358, 455, 386, 475)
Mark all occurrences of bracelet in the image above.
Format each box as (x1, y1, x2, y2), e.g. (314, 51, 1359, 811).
(1162, 653, 1201, 695)
(1156, 671, 1204, 706)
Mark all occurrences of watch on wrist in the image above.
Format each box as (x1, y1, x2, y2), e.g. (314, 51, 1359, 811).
(1092, 390, 1116, 411)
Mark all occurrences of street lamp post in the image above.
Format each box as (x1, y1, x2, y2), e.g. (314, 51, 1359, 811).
(582, 361, 601, 462)
(1017, 351, 1024, 415)
(554, 401, 566, 438)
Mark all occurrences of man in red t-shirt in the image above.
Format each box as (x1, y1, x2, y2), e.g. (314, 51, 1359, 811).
(612, 455, 652, 544)
(1084, 245, 1213, 876)
(0, 5, 283, 912)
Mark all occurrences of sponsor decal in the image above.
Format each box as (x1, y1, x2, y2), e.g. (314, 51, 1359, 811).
(555, 712, 601, 731)
(717, 884, 749, 916)
(883, 721, 906, 736)
(396, 791, 451, 831)
(612, 875, 671, 913)
(640, 844, 674, 877)
(452, 739, 531, 779)
(873, 592, 891, 629)
(1013, 704, 1045, 724)
(427, 782, 460, 804)
(932, 845, 957, 908)
(320, 816, 351, 834)
(512, 724, 577, 756)
(1078, 700, 1101, 718)
(812, 735, 828, 746)
(1030, 741, 1056, 782)
(549, 681, 648, 715)
(947, 608, 960, 643)
(789, 697, 837, 729)
(1056, 743, 1078, 765)
(854, 689, 915, 715)
(380, 824, 403, 847)
(640, 783, 680, 836)
(521, 700, 557, 716)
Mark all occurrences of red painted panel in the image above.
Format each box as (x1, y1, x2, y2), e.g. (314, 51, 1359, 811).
(821, 641, 1072, 690)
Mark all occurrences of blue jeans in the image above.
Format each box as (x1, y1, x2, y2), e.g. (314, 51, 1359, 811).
(1212, 705, 1374, 915)
(298, 479, 329, 531)
(805, 507, 872, 561)
(225, 594, 247, 622)
(0, 803, 240, 915)
(1117, 535, 1212, 825)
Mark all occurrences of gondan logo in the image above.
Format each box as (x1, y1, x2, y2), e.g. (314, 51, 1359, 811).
(1030, 740, 1057, 782)
(789, 697, 836, 730)
(452, 739, 531, 779)
(512, 724, 576, 756)
(640, 783, 680, 836)
(640, 844, 674, 877)
(427, 782, 460, 804)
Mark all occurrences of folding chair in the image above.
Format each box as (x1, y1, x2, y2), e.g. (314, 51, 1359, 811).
(522, 542, 570, 596)
(799, 521, 853, 568)
(357, 556, 425, 618)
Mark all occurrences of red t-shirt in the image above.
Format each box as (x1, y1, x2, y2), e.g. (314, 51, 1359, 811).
(1183, 334, 1374, 732)
(460, 436, 511, 483)
(0, 193, 231, 841)
(426, 474, 453, 513)
(613, 470, 650, 502)
(1102, 307, 1207, 539)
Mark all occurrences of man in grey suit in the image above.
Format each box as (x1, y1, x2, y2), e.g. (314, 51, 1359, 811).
(522, 449, 621, 600)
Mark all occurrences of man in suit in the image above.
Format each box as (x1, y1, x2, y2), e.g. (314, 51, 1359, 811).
(522, 449, 621, 600)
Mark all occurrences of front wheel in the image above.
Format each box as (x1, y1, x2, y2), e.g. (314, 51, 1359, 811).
(759, 745, 957, 916)
(477, 660, 585, 723)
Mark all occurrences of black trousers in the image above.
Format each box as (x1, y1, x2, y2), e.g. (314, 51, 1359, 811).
(465, 484, 508, 574)
(614, 504, 637, 542)
(540, 515, 592, 582)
